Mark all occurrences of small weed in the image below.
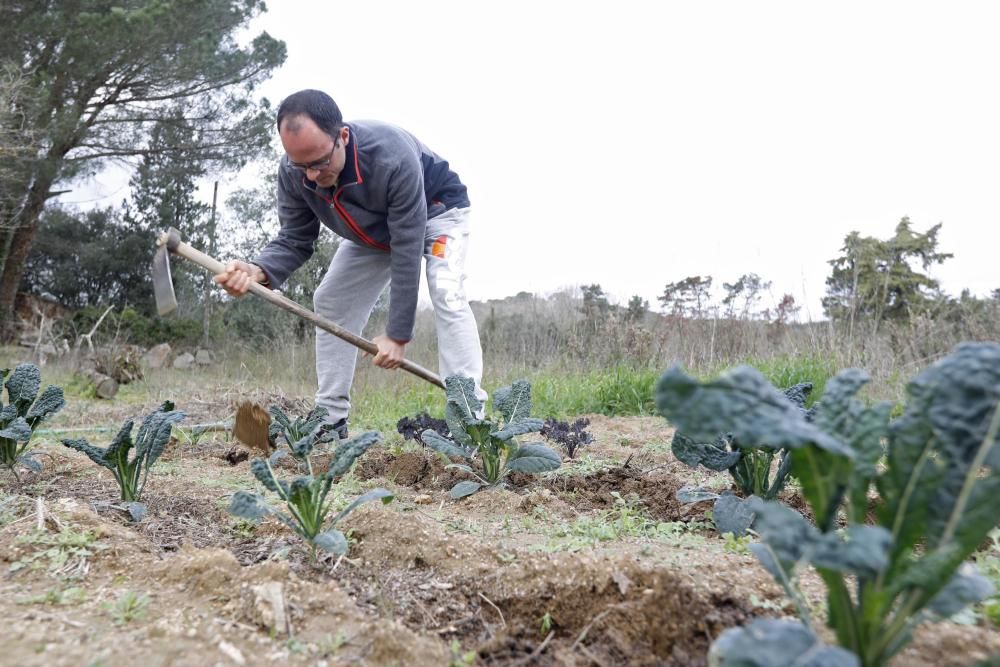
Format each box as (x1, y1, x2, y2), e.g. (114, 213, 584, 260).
(721, 531, 752, 554)
(105, 590, 150, 625)
(152, 461, 183, 477)
(642, 440, 670, 454)
(285, 638, 308, 655)
(18, 585, 87, 606)
(228, 518, 257, 538)
(749, 593, 787, 613)
(448, 639, 476, 666)
(539, 611, 553, 635)
(533, 492, 707, 551)
(0, 492, 29, 527)
(10, 527, 104, 578)
(197, 473, 248, 491)
(974, 528, 1000, 626)
(315, 632, 348, 657)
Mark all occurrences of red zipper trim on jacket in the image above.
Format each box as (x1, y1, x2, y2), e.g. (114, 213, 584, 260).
(301, 176, 390, 253)
(333, 186, 389, 251)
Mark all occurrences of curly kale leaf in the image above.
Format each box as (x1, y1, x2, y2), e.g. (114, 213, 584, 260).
(505, 443, 562, 473)
(494, 379, 532, 424)
(709, 619, 860, 667)
(444, 375, 481, 446)
(0, 417, 32, 442)
(268, 404, 329, 446)
(229, 490, 274, 522)
(492, 417, 544, 441)
(4, 363, 41, 414)
(421, 429, 474, 459)
(671, 432, 741, 471)
(133, 408, 185, 471)
(325, 431, 380, 479)
(658, 365, 851, 457)
(24, 385, 66, 429)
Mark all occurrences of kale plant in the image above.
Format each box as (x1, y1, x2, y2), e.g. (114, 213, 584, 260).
(61, 402, 185, 521)
(0, 363, 66, 478)
(228, 429, 392, 558)
(269, 404, 339, 446)
(396, 412, 449, 445)
(541, 417, 593, 459)
(422, 376, 562, 498)
(670, 381, 816, 536)
(658, 343, 1000, 667)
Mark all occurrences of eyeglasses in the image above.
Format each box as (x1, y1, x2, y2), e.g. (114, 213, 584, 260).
(288, 140, 338, 173)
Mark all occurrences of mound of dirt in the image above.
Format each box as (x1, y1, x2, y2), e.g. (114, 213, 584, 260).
(544, 466, 696, 522)
(345, 504, 756, 665)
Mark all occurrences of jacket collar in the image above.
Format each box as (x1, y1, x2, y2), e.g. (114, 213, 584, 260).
(337, 123, 362, 186)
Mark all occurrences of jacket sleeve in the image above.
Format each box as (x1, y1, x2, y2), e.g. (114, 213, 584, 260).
(251, 164, 320, 289)
(384, 155, 427, 342)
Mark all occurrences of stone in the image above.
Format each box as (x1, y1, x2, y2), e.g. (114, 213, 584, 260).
(143, 342, 172, 369)
(195, 349, 214, 365)
(173, 352, 195, 370)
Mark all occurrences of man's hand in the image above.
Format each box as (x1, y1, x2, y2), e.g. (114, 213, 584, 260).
(214, 261, 267, 297)
(369, 334, 406, 369)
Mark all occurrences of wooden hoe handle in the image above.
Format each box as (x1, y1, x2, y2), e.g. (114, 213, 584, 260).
(159, 229, 445, 389)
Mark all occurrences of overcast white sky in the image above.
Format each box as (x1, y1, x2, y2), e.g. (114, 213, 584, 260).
(70, 1, 1000, 319)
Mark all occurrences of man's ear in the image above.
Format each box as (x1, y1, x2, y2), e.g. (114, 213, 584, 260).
(340, 126, 350, 146)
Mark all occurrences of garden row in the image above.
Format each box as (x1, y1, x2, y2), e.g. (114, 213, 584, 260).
(2, 341, 999, 667)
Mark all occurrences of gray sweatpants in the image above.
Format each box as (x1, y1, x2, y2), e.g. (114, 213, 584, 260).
(313, 206, 486, 424)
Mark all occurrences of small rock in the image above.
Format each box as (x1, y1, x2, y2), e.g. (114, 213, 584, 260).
(173, 352, 195, 370)
(248, 581, 289, 637)
(414, 493, 433, 505)
(195, 348, 214, 365)
(218, 640, 245, 665)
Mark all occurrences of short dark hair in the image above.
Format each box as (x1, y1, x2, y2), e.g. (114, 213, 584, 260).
(276, 89, 343, 138)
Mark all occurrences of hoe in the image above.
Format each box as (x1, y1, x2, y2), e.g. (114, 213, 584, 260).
(151, 227, 444, 449)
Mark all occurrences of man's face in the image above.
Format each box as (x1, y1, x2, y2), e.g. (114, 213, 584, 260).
(279, 114, 348, 188)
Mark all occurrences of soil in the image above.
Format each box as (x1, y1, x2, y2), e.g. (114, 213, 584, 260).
(2, 413, 998, 666)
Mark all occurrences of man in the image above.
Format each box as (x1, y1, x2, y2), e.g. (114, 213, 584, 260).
(215, 89, 485, 438)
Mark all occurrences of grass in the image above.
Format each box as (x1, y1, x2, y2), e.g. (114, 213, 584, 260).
(528, 492, 709, 552)
(10, 526, 105, 578)
(105, 590, 150, 625)
(705, 353, 837, 404)
(0, 342, 903, 441)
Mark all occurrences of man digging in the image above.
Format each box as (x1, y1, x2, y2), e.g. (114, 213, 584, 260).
(215, 89, 486, 438)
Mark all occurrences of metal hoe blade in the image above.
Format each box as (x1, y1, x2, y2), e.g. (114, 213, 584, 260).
(152, 245, 178, 316)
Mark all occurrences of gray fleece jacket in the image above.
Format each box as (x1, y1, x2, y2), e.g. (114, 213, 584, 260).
(252, 120, 470, 342)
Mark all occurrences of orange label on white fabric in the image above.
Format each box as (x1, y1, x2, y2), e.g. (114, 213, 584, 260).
(431, 235, 448, 259)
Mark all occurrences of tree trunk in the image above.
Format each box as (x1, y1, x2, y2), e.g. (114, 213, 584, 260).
(0, 177, 51, 341)
(202, 181, 218, 347)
